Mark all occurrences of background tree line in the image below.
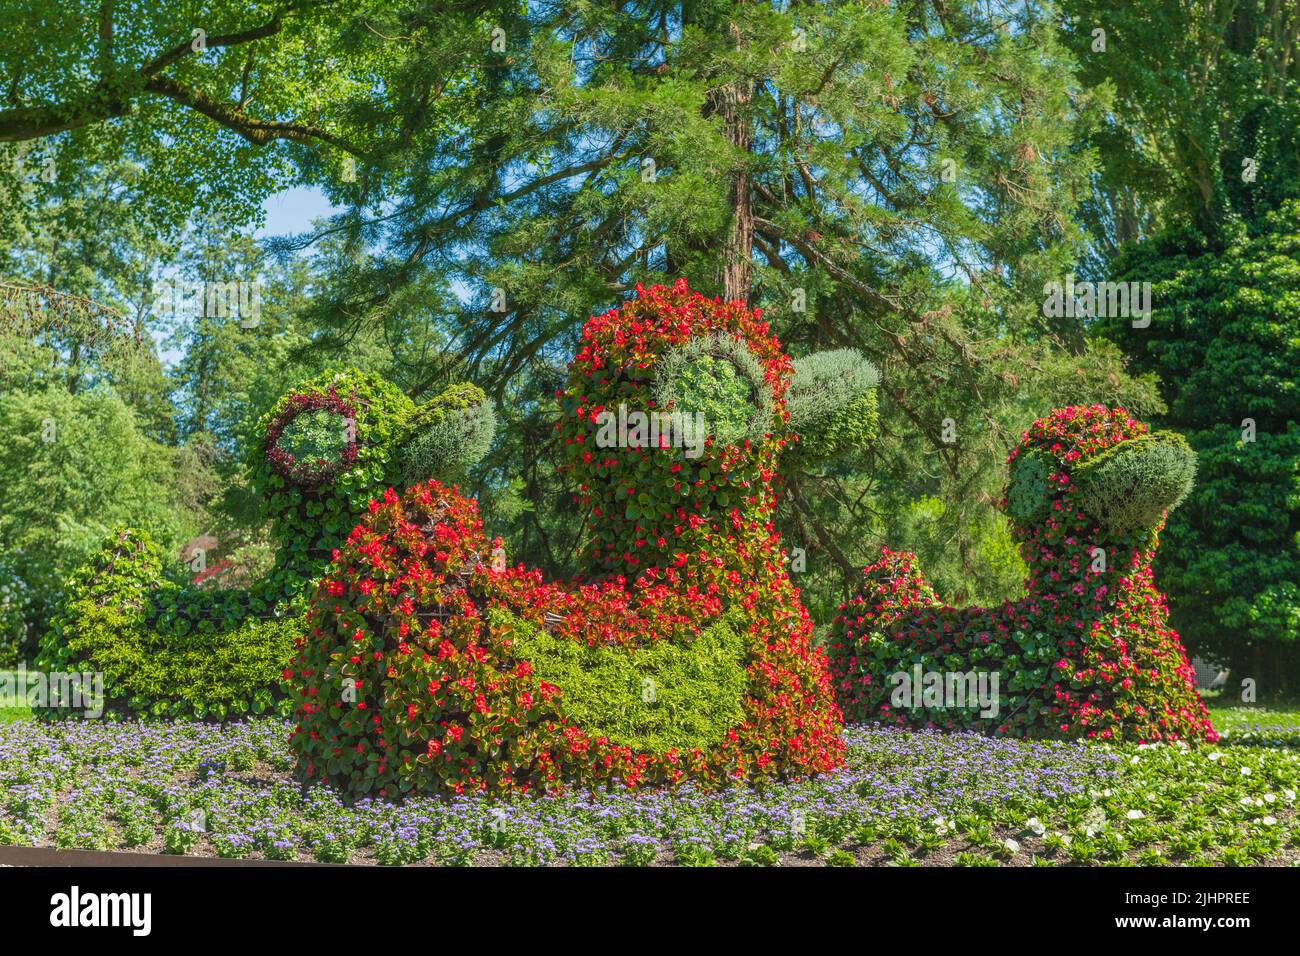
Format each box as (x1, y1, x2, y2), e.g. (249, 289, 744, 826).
(1, 0, 1295, 690)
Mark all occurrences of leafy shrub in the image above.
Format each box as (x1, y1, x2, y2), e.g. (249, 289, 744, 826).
(829, 405, 1218, 744)
(0, 386, 184, 661)
(291, 282, 876, 796)
(0, 550, 60, 665)
(36, 529, 298, 719)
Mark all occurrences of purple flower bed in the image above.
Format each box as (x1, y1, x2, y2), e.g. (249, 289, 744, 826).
(0, 719, 1122, 865)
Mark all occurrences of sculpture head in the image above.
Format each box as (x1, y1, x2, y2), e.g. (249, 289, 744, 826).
(1003, 405, 1195, 562)
(557, 279, 877, 571)
(253, 368, 495, 569)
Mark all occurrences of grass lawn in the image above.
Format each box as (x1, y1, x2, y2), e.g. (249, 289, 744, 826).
(0, 671, 30, 725)
(1, 698, 1298, 865)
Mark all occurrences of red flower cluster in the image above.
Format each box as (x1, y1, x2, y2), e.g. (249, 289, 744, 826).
(828, 405, 1218, 744)
(288, 281, 845, 795)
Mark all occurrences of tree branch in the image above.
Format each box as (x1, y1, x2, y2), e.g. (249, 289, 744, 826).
(142, 74, 364, 155)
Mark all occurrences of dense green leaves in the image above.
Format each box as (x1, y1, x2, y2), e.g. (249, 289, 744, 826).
(0, 385, 184, 660)
(501, 607, 748, 754)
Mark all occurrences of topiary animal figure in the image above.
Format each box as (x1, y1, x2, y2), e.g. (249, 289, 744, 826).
(35, 369, 494, 720)
(288, 280, 880, 796)
(828, 404, 1218, 744)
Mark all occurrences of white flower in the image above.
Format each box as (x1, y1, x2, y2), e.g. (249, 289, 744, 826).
(1239, 797, 1255, 807)
(1126, 810, 1145, 820)
(1284, 789, 1296, 802)
(1240, 766, 1252, 776)
(1262, 816, 1278, 826)
(1026, 817, 1046, 836)
(1265, 793, 1277, 804)
(1004, 838, 1020, 854)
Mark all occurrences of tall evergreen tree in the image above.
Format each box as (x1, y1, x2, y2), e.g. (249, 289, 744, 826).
(301, 0, 1153, 611)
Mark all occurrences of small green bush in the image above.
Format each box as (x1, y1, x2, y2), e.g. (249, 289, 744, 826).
(36, 529, 298, 720)
(500, 607, 748, 753)
(1074, 430, 1196, 533)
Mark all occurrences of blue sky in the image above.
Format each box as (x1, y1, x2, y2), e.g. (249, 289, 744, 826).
(254, 185, 340, 239)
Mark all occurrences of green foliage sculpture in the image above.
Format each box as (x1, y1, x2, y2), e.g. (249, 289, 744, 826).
(35, 369, 495, 720)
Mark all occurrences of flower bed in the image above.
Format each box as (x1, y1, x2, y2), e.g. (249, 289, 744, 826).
(3, 717, 1297, 866)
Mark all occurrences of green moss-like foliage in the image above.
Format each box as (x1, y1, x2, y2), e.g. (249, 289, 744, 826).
(651, 334, 773, 446)
(36, 530, 299, 720)
(498, 606, 748, 753)
(39, 368, 495, 721)
(399, 383, 496, 484)
(785, 348, 880, 464)
(1074, 431, 1196, 533)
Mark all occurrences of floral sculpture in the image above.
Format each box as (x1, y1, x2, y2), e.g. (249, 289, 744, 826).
(828, 405, 1218, 744)
(289, 280, 880, 795)
(36, 369, 494, 720)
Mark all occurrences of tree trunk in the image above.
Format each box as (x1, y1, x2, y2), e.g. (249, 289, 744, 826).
(711, 20, 753, 305)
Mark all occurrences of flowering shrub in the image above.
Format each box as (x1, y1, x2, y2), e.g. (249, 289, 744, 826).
(37, 370, 495, 720)
(290, 280, 881, 795)
(828, 405, 1219, 744)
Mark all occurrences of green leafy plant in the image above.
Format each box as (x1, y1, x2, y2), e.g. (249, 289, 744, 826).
(502, 606, 748, 753)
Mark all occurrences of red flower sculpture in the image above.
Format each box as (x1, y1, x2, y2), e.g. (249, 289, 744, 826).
(829, 405, 1219, 744)
(289, 280, 880, 795)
